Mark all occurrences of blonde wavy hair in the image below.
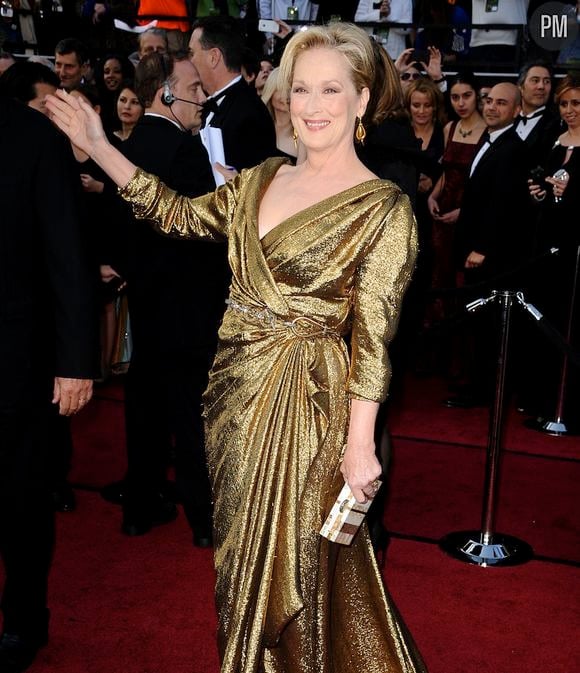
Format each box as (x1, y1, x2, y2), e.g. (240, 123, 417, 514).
(261, 66, 284, 120)
(404, 77, 446, 126)
(278, 23, 375, 113)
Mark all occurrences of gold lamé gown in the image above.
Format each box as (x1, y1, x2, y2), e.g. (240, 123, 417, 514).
(119, 157, 428, 673)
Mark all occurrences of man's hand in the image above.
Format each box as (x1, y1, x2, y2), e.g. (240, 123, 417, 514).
(214, 162, 238, 182)
(53, 377, 93, 416)
(435, 207, 460, 224)
(80, 173, 104, 193)
(465, 251, 485, 269)
(274, 19, 292, 39)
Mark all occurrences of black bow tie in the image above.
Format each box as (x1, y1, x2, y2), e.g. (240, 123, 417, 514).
(201, 90, 231, 124)
(202, 97, 220, 118)
(518, 110, 544, 125)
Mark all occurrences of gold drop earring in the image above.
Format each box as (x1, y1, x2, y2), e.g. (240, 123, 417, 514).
(292, 128, 298, 150)
(355, 116, 366, 144)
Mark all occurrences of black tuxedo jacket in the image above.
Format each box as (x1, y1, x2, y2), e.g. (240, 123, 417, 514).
(119, 114, 230, 346)
(519, 107, 561, 169)
(0, 98, 99, 407)
(206, 78, 277, 171)
(456, 126, 532, 280)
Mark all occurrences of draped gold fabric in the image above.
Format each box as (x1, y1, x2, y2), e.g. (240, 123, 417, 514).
(120, 157, 427, 673)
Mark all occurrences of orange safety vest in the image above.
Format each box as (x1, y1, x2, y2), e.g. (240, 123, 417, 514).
(137, 0, 190, 32)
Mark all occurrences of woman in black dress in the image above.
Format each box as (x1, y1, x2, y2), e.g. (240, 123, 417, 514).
(528, 74, 580, 423)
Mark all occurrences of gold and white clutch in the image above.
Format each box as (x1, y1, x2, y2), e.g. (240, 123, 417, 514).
(320, 480, 381, 546)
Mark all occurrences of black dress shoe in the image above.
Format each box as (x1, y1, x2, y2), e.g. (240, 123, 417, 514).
(0, 632, 48, 673)
(103, 480, 181, 506)
(100, 480, 126, 505)
(51, 483, 76, 512)
(122, 495, 178, 537)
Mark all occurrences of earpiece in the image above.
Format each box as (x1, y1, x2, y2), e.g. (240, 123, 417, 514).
(161, 80, 175, 106)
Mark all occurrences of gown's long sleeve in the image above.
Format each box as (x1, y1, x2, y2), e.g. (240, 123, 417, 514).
(347, 190, 417, 402)
(118, 166, 248, 241)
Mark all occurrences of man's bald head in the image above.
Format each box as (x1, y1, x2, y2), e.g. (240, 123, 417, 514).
(483, 82, 522, 131)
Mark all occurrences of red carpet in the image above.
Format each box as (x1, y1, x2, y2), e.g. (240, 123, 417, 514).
(19, 375, 580, 672)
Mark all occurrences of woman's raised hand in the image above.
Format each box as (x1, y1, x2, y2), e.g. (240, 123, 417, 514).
(46, 89, 106, 156)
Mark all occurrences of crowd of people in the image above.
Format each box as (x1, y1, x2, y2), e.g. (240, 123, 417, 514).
(0, 7, 579, 673)
(2, 1, 580, 69)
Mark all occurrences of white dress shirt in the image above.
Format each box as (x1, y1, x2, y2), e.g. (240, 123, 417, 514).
(469, 124, 513, 177)
(515, 107, 546, 141)
(204, 75, 242, 126)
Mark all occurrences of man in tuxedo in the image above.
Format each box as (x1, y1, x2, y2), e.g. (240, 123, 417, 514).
(0, 98, 98, 672)
(457, 82, 532, 283)
(447, 83, 532, 408)
(115, 53, 229, 546)
(189, 16, 277, 170)
(515, 61, 561, 168)
(54, 38, 89, 91)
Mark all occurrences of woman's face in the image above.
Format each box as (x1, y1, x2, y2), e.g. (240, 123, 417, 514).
(290, 47, 368, 155)
(559, 88, 580, 130)
(271, 89, 289, 115)
(409, 91, 434, 128)
(450, 83, 477, 118)
(255, 60, 274, 90)
(399, 65, 422, 91)
(117, 88, 143, 126)
(103, 58, 123, 91)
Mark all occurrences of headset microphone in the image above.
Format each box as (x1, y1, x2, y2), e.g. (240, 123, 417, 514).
(161, 82, 204, 107)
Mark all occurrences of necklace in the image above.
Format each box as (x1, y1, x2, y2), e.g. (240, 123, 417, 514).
(457, 123, 473, 138)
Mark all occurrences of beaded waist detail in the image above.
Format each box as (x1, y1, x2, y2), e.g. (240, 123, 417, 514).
(225, 298, 339, 339)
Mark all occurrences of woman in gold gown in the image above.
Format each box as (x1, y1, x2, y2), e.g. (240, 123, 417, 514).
(48, 23, 427, 673)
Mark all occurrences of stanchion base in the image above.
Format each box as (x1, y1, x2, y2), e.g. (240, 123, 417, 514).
(439, 531, 533, 567)
(524, 416, 578, 436)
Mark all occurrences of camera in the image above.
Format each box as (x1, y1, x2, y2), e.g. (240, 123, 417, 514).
(409, 49, 430, 65)
(529, 166, 547, 192)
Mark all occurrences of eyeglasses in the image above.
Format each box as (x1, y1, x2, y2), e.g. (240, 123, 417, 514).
(400, 72, 422, 81)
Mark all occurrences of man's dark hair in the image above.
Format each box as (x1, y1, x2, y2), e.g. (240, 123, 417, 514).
(448, 69, 479, 94)
(241, 47, 260, 80)
(517, 60, 554, 87)
(115, 78, 138, 101)
(0, 61, 59, 103)
(55, 38, 89, 66)
(70, 83, 101, 108)
(135, 51, 189, 108)
(192, 16, 244, 73)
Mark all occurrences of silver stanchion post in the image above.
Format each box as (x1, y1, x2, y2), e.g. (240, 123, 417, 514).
(527, 244, 580, 436)
(440, 290, 533, 567)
